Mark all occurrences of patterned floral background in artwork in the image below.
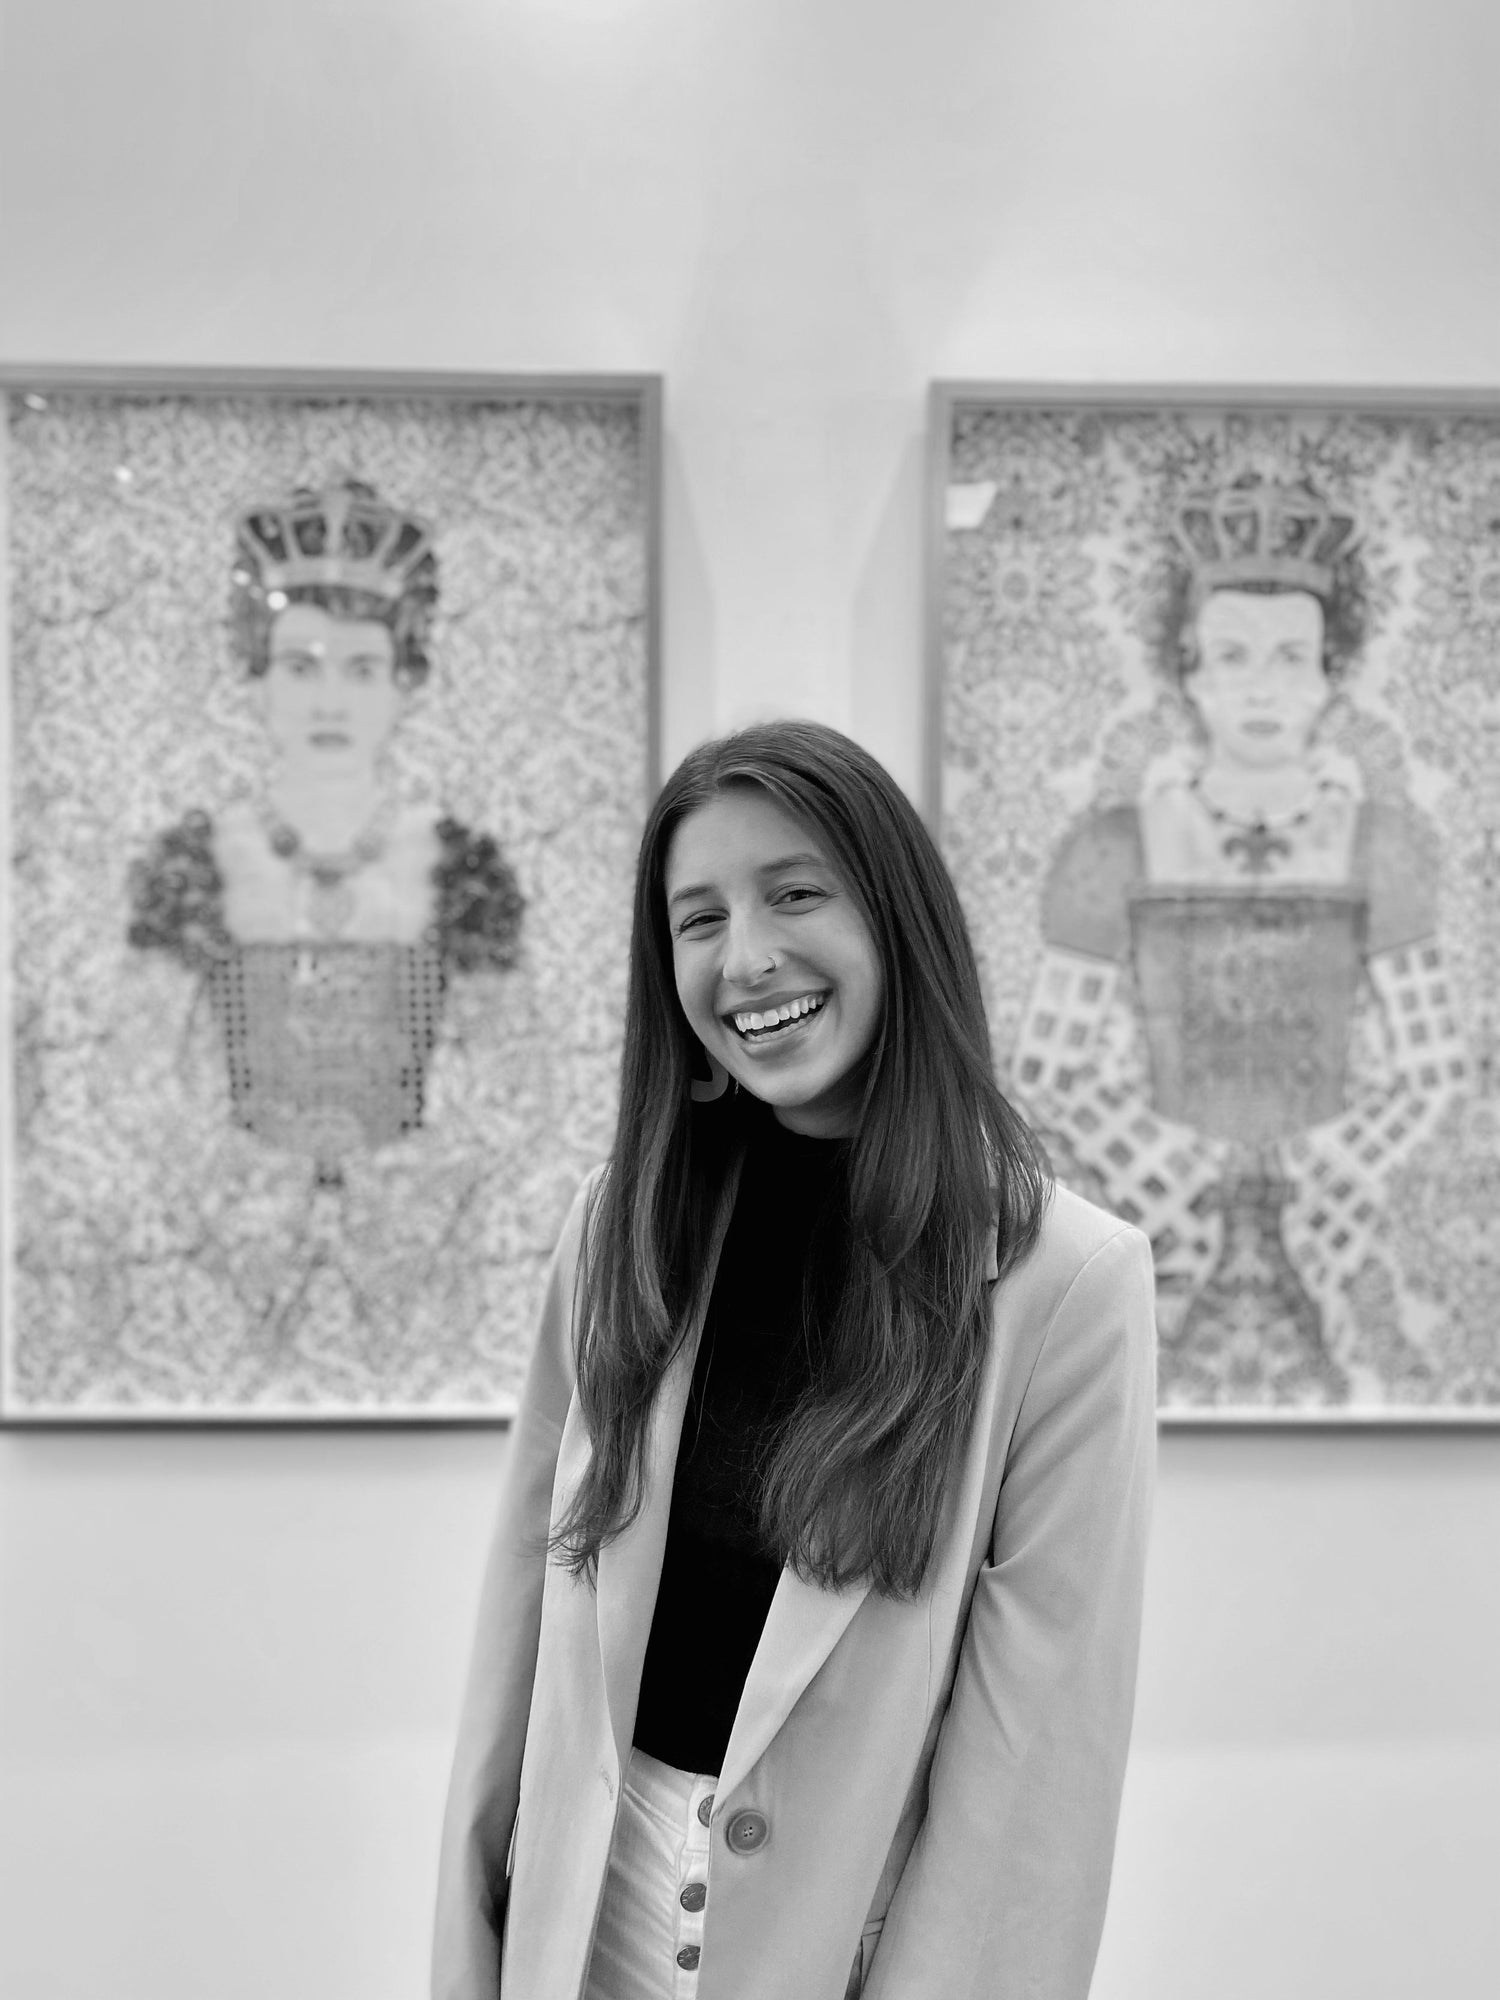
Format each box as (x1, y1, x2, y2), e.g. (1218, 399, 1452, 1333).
(4, 390, 651, 1417)
(940, 403, 1499, 1415)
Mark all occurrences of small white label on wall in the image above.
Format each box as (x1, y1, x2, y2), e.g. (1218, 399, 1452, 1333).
(946, 481, 997, 530)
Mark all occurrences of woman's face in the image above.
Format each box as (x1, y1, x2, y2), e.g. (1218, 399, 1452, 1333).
(260, 601, 402, 778)
(665, 787, 884, 1138)
(1186, 588, 1329, 770)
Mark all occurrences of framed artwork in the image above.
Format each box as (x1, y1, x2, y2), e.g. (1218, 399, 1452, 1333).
(1, 366, 660, 1424)
(928, 383, 1498, 1424)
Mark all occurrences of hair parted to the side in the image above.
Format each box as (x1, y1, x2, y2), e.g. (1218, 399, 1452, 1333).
(550, 719, 1050, 1597)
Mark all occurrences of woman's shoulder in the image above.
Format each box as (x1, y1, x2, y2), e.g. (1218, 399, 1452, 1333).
(1041, 805, 1142, 959)
(126, 808, 232, 971)
(517, 1162, 610, 1412)
(549, 1160, 611, 1278)
(431, 814, 526, 972)
(131, 805, 219, 862)
(994, 1183, 1155, 1349)
(1357, 799, 1441, 954)
(1032, 1183, 1149, 1287)
(1040, 1179, 1140, 1253)
(987, 1186, 1156, 1439)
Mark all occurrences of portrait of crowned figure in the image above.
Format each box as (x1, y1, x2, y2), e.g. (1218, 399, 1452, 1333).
(4, 383, 650, 1422)
(126, 478, 525, 1187)
(1009, 475, 1469, 1407)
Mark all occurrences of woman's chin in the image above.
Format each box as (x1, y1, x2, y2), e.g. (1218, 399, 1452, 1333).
(281, 750, 374, 784)
(1217, 730, 1318, 770)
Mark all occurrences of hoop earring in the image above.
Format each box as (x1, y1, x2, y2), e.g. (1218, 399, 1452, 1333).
(690, 1052, 732, 1103)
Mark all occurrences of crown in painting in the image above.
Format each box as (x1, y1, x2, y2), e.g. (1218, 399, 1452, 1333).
(234, 478, 434, 606)
(1173, 478, 1359, 597)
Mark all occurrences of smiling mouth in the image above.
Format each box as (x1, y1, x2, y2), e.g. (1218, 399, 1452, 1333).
(728, 992, 828, 1044)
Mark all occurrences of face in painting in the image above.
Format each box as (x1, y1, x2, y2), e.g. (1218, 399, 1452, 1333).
(665, 788, 884, 1138)
(260, 602, 401, 777)
(1186, 588, 1329, 771)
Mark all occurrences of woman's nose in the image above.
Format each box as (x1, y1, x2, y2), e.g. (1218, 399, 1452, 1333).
(719, 910, 779, 988)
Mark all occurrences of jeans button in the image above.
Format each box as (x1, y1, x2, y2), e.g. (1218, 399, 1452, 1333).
(676, 1945, 701, 1970)
(679, 1880, 707, 1912)
(696, 1793, 714, 1827)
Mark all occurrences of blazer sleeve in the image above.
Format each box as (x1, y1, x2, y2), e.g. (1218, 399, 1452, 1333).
(431, 1167, 601, 2000)
(866, 1224, 1158, 2000)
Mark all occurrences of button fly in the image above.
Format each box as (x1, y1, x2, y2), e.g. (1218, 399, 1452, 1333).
(696, 1793, 714, 1827)
(725, 1809, 769, 1853)
(679, 1880, 707, 1912)
(676, 1945, 701, 1971)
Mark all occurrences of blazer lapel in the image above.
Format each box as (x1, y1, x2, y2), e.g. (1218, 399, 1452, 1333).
(593, 1159, 743, 1774)
(716, 1564, 872, 1802)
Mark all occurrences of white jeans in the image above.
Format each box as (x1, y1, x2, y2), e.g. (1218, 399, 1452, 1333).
(580, 1748, 874, 1999)
(584, 1747, 717, 2000)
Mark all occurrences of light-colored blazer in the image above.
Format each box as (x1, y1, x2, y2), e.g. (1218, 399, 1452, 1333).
(434, 1164, 1157, 2000)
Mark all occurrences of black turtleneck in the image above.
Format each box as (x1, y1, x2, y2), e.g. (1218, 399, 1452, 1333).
(631, 1103, 848, 1776)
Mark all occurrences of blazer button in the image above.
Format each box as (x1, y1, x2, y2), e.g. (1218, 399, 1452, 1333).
(725, 1809, 769, 1853)
(679, 1881, 707, 1912)
(676, 1946, 701, 1970)
(696, 1793, 714, 1827)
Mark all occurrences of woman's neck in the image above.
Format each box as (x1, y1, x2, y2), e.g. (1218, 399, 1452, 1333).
(269, 769, 389, 852)
(1197, 755, 1321, 821)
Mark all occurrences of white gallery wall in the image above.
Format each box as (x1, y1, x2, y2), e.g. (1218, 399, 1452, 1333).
(3, 1, 1499, 1995)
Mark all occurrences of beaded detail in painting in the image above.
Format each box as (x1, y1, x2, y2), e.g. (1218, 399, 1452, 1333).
(4, 387, 652, 1419)
(937, 401, 1499, 1418)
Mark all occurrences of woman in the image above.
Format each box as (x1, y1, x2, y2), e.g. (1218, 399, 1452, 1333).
(1012, 475, 1465, 1401)
(127, 476, 524, 1187)
(435, 721, 1156, 2000)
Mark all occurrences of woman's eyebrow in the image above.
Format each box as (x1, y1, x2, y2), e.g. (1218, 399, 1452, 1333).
(758, 850, 827, 875)
(667, 853, 828, 910)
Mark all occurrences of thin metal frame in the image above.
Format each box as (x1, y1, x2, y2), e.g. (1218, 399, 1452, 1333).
(0, 363, 664, 1429)
(926, 380, 1500, 1431)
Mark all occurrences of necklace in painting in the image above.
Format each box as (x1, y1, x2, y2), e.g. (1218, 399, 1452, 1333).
(1188, 772, 1339, 878)
(262, 797, 397, 938)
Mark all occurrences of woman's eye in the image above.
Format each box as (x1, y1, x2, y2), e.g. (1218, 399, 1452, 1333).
(675, 910, 721, 936)
(776, 885, 825, 907)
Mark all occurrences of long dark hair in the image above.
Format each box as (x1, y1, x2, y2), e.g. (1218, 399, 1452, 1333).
(551, 720, 1049, 1595)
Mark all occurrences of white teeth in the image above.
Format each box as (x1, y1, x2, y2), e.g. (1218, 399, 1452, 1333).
(731, 993, 827, 1036)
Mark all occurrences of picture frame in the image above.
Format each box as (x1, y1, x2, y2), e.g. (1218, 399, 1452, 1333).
(1, 365, 661, 1425)
(927, 382, 1498, 1426)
